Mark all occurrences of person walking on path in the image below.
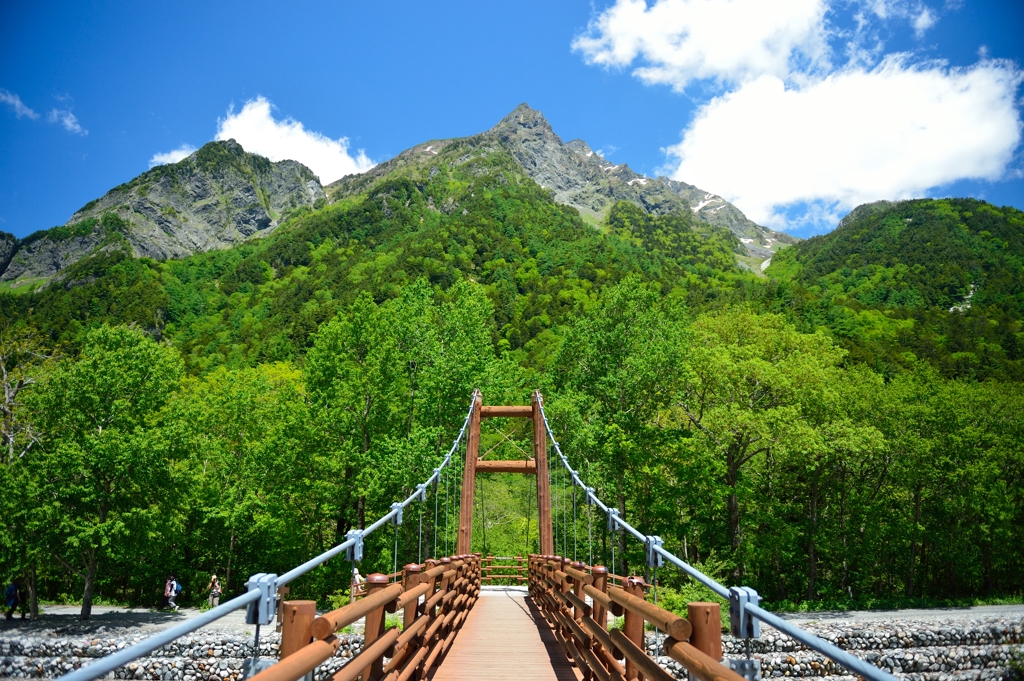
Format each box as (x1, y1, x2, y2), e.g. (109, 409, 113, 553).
(4, 578, 22, 620)
(165, 575, 180, 612)
(207, 574, 221, 609)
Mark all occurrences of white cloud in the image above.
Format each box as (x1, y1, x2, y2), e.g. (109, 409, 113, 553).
(575, 0, 1022, 232)
(572, 0, 830, 91)
(47, 108, 87, 135)
(912, 7, 936, 36)
(666, 58, 1023, 227)
(149, 144, 197, 168)
(0, 89, 39, 119)
(215, 97, 373, 183)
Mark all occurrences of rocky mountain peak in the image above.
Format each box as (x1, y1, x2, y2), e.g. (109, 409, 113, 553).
(476, 105, 795, 260)
(1, 141, 325, 286)
(488, 103, 551, 135)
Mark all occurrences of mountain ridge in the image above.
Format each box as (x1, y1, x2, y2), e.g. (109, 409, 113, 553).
(4, 104, 789, 287)
(328, 103, 796, 260)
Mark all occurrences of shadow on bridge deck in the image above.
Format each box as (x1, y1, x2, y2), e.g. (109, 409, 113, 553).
(428, 586, 580, 681)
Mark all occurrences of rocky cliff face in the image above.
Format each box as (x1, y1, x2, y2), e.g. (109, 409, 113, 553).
(1, 140, 325, 284)
(327, 103, 794, 259)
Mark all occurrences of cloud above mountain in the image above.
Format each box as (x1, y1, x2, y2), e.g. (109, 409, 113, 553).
(215, 97, 374, 184)
(150, 144, 197, 167)
(574, 0, 1023, 231)
(573, 0, 830, 89)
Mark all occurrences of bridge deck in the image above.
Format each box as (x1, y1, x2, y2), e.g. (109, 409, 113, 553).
(429, 587, 580, 681)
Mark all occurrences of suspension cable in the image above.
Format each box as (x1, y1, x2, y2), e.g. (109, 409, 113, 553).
(444, 454, 450, 555)
(393, 513, 399, 582)
(587, 486, 593, 566)
(572, 483, 577, 562)
(526, 471, 533, 556)
(433, 472, 439, 559)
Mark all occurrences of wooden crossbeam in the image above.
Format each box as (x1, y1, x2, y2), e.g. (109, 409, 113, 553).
(475, 459, 536, 474)
(480, 405, 533, 418)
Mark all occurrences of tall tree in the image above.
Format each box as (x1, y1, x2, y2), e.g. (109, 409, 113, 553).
(676, 309, 846, 579)
(554, 277, 686, 575)
(30, 325, 182, 619)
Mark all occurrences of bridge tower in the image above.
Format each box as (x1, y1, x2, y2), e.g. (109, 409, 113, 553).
(456, 390, 553, 555)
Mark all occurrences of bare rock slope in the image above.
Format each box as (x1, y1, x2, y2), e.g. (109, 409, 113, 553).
(328, 103, 795, 258)
(1, 140, 324, 284)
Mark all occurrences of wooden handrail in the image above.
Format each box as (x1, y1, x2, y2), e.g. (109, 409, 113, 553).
(330, 627, 400, 681)
(610, 628, 676, 681)
(527, 556, 734, 681)
(608, 585, 692, 640)
(310, 582, 403, 640)
(250, 636, 341, 681)
(664, 638, 747, 681)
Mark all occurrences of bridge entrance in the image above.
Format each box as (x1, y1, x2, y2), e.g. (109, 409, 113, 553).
(456, 390, 555, 556)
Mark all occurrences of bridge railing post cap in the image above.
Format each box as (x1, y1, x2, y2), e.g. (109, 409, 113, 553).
(404, 563, 422, 572)
(366, 573, 389, 584)
(591, 565, 608, 574)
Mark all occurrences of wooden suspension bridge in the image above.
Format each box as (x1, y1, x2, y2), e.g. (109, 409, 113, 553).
(250, 392, 739, 681)
(60, 391, 895, 681)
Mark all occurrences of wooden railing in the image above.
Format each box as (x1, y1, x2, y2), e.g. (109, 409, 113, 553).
(480, 554, 529, 584)
(253, 553, 481, 681)
(528, 554, 744, 681)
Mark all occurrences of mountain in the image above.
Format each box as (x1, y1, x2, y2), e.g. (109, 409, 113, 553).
(327, 103, 795, 260)
(0, 121, 752, 368)
(768, 198, 1024, 315)
(3, 104, 787, 289)
(0, 140, 324, 287)
(766, 197, 1024, 380)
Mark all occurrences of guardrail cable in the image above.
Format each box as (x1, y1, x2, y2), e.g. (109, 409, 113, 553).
(535, 391, 898, 681)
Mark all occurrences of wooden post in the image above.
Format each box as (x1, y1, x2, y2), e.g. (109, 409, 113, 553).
(571, 561, 587, 621)
(687, 602, 723, 661)
(623, 577, 646, 681)
(458, 391, 482, 554)
(402, 564, 422, 632)
(361, 573, 390, 681)
(591, 565, 609, 633)
(279, 600, 316, 659)
(533, 391, 554, 555)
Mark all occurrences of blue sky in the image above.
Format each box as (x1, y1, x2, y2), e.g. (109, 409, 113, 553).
(1, 0, 1021, 239)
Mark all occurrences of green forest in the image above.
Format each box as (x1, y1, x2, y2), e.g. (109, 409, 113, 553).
(0, 141, 1021, 620)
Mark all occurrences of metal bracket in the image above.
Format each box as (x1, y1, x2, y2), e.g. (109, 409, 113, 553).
(244, 573, 278, 625)
(391, 502, 403, 526)
(607, 508, 620, 532)
(726, 658, 762, 681)
(345, 529, 364, 563)
(585, 487, 596, 506)
(645, 536, 664, 568)
(729, 586, 761, 639)
(416, 483, 427, 503)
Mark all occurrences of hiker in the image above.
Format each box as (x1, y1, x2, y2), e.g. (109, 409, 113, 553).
(4, 578, 21, 620)
(165, 575, 180, 611)
(207, 574, 221, 609)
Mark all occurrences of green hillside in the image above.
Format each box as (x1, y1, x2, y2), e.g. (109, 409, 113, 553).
(767, 198, 1024, 380)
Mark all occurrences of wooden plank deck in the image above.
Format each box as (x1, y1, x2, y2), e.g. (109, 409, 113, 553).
(429, 587, 580, 681)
